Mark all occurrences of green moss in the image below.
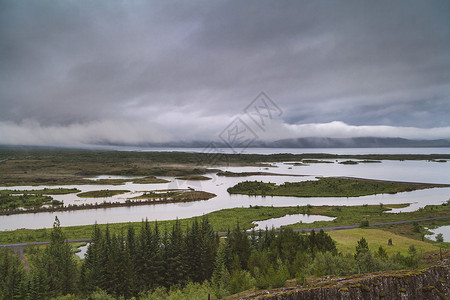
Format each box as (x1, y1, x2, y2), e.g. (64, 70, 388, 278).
(360, 284, 371, 292)
(379, 291, 386, 297)
(436, 288, 448, 300)
(340, 287, 349, 292)
(400, 288, 407, 292)
(422, 286, 435, 292)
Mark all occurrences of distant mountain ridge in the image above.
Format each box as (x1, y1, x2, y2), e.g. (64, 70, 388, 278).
(263, 137, 450, 148)
(1, 137, 449, 150)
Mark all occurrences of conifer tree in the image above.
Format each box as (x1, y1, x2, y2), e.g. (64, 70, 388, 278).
(125, 224, 138, 295)
(166, 219, 188, 286)
(355, 237, 369, 259)
(38, 216, 78, 297)
(0, 248, 26, 299)
(82, 222, 103, 294)
(227, 223, 251, 270)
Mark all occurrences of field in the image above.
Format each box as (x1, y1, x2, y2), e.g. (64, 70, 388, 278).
(328, 228, 438, 256)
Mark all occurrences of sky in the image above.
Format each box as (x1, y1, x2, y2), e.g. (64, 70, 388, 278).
(1, 0, 450, 147)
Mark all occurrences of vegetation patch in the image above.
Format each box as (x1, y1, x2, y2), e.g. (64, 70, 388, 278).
(175, 175, 212, 180)
(77, 190, 130, 198)
(1, 203, 447, 244)
(217, 171, 302, 177)
(227, 177, 445, 197)
(302, 159, 334, 164)
(0, 192, 63, 212)
(131, 189, 215, 202)
(1, 188, 80, 195)
(328, 228, 438, 256)
(339, 160, 359, 165)
(130, 176, 169, 184)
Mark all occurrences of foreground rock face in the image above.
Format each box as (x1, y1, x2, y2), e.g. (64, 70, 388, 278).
(242, 265, 449, 300)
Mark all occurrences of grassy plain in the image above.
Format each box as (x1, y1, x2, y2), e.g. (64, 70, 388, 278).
(328, 228, 438, 256)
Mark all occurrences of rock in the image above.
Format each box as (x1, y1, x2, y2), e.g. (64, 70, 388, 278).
(241, 265, 449, 300)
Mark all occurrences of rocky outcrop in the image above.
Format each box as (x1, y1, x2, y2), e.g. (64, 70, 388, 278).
(242, 265, 449, 300)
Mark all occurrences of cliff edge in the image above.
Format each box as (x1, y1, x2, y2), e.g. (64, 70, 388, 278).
(241, 265, 449, 300)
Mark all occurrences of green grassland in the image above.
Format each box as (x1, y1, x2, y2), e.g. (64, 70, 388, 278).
(283, 202, 450, 230)
(328, 228, 438, 256)
(227, 177, 448, 197)
(1, 203, 448, 244)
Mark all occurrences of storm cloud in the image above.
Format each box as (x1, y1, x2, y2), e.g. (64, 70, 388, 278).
(1, 0, 449, 146)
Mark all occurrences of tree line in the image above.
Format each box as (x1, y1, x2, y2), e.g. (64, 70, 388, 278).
(0, 216, 423, 299)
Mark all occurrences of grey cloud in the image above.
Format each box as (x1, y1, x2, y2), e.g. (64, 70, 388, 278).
(0, 0, 449, 146)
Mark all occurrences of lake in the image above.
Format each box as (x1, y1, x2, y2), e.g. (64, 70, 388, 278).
(0, 148, 449, 230)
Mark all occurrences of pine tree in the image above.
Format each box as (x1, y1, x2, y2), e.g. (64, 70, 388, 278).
(125, 224, 138, 296)
(38, 216, 78, 297)
(200, 216, 219, 280)
(0, 247, 26, 299)
(166, 219, 188, 286)
(211, 242, 232, 297)
(227, 222, 251, 270)
(355, 237, 369, 259)
(186, 219, 202, 282)
(82, 222, 103, 294)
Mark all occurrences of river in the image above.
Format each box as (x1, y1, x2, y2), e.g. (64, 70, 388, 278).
(0, 148, 449, 230)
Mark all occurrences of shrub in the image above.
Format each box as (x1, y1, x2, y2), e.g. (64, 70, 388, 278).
(435, 233, 444, 243)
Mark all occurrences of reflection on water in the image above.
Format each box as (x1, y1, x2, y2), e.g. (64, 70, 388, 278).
(252, 214, 335, 230)
(0, 153, 449, 231)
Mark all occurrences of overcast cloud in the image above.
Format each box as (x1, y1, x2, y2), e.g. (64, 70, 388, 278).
(1, 0, 450, 146)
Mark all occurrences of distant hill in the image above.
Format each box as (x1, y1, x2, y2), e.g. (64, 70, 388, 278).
(263, 137, 450, 148)
(88, 137, 450, 148)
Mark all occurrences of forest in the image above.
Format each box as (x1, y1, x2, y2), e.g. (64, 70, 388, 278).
(1, 216, 425, 299)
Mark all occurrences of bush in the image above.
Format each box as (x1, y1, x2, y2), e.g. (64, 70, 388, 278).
(228, 270, 255, 295)
(359, 220, 369, 228)
(435, 233, 444, 243)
